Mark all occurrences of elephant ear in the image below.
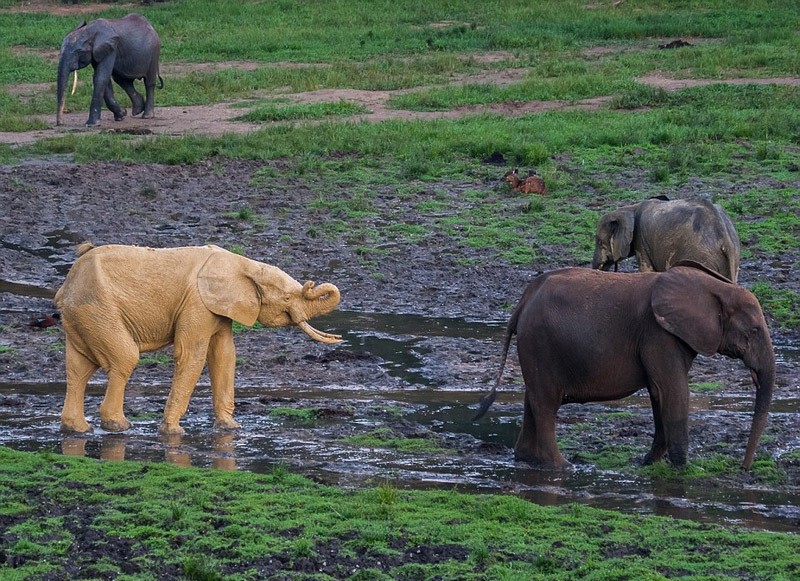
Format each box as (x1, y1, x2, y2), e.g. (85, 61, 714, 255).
(651, 266, 723, 356)
(606, 209, 635, 262)
(197, 248, 260, 326)
(92, 37, 116, 63)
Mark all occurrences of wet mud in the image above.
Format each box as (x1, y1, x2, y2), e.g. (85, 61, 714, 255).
(1, 159, 798, 532)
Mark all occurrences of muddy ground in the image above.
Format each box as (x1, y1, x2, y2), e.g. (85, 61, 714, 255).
(1, 153, 799, 534)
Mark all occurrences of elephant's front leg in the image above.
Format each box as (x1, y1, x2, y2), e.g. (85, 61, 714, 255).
(642, 393, 667, 465)
(207, 328, 240, 430)
(87, 61, 113, 125)
(647, 377, 690, 468)
(160, 338, 210, 435)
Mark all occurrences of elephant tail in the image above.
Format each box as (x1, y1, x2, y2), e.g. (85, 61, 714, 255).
(472, 314, 518, 421)
(158, 75, 164, 90)
(76, 241, 95, 256)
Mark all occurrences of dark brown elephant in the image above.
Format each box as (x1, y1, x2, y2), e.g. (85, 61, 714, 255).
(474, 263, 775, 470)
(592, 197, 740, 281)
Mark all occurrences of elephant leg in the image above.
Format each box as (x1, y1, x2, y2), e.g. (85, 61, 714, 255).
(103, 80, 127, 121)
(207, 328, 240, 430)
(645, 374, 690, 468)
(61, 340, 99, 433)
(160, 338, 210, 435)
(87, 62, 113, 125)
(643, 394, 668, 465)
(113, 74, 144, 116)
(142, 78, 156, 119)
(98, 343, 139, 432)
(514, 390, 567, 467)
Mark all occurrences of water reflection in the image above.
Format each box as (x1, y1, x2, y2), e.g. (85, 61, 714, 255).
(60, 431, 239, 471)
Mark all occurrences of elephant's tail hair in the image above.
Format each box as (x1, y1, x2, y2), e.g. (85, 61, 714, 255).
(76, 241, 95, 257)
(472, 318, 517, 421)
(158, 75, 164, 89)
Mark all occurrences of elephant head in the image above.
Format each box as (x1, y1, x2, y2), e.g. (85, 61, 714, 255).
(591, 207, 635, 271)
(56, 20, 101, 126)
(651, 262, 775, 470)
(196, 248, 342, 344)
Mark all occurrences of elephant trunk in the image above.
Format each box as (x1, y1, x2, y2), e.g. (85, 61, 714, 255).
(294, 281, 342, 344)
(591, 248, 613, 271)
(56, 57, 72, 126)
(742, 358, 776, 470)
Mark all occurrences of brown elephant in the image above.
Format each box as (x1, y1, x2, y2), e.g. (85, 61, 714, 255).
(473, 262, 775, 470)
(55, 243, 342, 435)
(592, 197, 740, 281)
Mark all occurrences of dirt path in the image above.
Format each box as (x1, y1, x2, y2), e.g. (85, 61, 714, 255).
(3, 62, 799, 147)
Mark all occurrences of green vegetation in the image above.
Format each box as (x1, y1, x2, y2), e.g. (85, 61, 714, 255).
(689, 381, 724, 393)
(341, 428, 447, 454)
(269, 407, 321, 423)
(2, 446, 798, 580)
(139, 353, 172, 366)
(237, 100, 369, 123)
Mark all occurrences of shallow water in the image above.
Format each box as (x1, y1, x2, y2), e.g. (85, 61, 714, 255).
(0, 381, 798, 533)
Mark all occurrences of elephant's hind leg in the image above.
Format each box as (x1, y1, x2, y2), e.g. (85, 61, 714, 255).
(514, 391, 568, 467)
(97, 341, 139, 432)
(61, 340, 99, 433)
(114, 74, 145, 117)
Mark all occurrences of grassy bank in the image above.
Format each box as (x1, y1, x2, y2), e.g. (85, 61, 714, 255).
(1, 446, 798, 580)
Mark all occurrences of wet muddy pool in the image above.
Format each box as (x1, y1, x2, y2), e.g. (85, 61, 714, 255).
(1, 378, 798, 534)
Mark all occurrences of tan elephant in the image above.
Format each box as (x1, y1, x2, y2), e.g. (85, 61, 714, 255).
(55, 243, 342, 435)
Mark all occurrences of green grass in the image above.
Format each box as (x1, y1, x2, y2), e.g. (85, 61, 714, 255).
(690, 381, 724, 393)
(2, 446, 798, 580)
(341, 428, 447, 454)
(237, 100, 369, 123)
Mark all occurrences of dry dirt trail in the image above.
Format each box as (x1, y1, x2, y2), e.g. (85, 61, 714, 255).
(3, 59, 799, 147)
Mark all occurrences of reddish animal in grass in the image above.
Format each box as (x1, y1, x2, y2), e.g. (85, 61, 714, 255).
(503, 169, 547, 195)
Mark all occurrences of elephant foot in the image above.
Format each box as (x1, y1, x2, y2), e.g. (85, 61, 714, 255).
(85, 118, 101, 127)
(213, 417, 241, 431)
(159, 421, 186, 436)
(141, 110, 155, 119)
(113, 109, 127, 122)
(100, 416, 132, 432)
(514, 449, 571, 470)
(61, 417, 93, 434)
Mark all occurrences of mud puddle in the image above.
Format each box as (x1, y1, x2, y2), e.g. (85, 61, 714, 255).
(1, 379, 798, 533)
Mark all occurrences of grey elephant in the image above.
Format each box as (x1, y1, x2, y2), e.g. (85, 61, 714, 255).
(591, 197, 740, 281)
(55, 243, 342, 435)
(473, 262, 775, 470)
(56, 14, 162, 126)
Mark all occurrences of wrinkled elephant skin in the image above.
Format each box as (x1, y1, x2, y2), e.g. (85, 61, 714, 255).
(55, 243, 342, 435)
(474, 263, 774, 471)
(592, 197, 740, 281)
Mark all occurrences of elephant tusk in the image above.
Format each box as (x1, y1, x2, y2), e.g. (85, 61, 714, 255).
(71, 70, 78, 96)
(298, 320, 342, 344)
